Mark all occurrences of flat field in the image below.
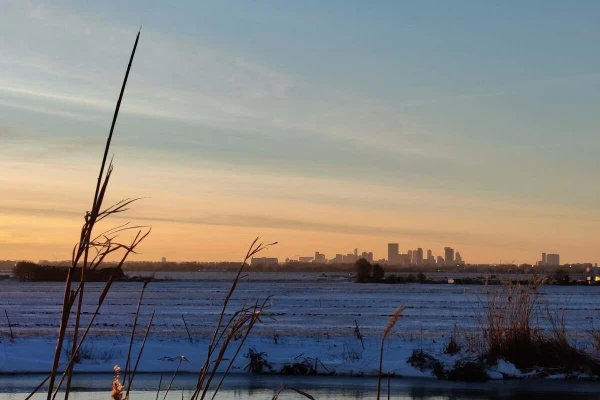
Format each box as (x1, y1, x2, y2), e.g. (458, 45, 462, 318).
(0, 272, 598, 376)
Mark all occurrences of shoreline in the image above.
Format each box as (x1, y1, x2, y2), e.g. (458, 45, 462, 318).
(1, 336, 598, 382)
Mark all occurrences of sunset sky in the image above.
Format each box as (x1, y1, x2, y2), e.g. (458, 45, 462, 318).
(1, 0, 599, 264)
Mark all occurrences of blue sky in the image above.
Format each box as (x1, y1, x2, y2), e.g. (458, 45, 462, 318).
(1, 0, 599, 263)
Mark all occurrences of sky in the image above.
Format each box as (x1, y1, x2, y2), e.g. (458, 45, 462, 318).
(1, 0, 599, 265)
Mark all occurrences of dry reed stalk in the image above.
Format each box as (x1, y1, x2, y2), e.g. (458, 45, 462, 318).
(377, 306, 406, 400)
(190, 238, 276, 400)
(52, 274, 127, 400)
(386, 372, 390, 400)
(64, 281, 84, 400)
(210, 298, 272, 400)
(25, 361, 67, 400)
(124, 280, 151, 387)
(45, 30, 143, 400)
(200, 301, 270, 400)
(4, 310, 13, 340)
(51, 232, 149, 399)
(155, 375, 163, 400)
(125, 310, 156, 400)
(162, 356, 189, 400)
(544, 298, 569, 345)
(182, 314, 193, 344)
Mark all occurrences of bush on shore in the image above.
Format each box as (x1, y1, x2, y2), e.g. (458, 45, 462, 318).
(13, 261, 124, 282)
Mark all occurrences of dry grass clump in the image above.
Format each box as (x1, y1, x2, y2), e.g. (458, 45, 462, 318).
(112, 366, 125, 400)
(474, 282, 600, 374)
(483, 283, 537, 363)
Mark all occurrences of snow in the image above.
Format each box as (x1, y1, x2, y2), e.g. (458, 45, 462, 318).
(0, 335, 434, 377)
(0, 274, 599, 377)
(489, 360, 523, 378)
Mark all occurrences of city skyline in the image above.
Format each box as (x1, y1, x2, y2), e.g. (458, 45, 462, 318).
(1, 2, 599, 265)
(13, 244, 585, 267)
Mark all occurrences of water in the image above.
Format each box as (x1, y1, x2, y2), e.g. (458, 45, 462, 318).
(2, 374, 600, 400)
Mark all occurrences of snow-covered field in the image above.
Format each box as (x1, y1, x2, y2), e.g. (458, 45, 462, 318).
(1, 273, 599, 377)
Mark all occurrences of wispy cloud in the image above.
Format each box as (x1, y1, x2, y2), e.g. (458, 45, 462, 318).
(0, 1, 448, 160)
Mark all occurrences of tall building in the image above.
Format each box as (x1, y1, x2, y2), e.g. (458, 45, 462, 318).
(354, 248, 358, 257)
(161, 257, 167, 264)
(542, 253, 547, 265)
(408, 250, 413, 265)
(444, 247, 455, 266)
(416, 248, 424, 266)
(333, 254, 344, 263)
(455, 252, 464, 265)
(314, 252, 326, 263)
(400, 253, 410, 265)
(546, 254, 560, 266)
(343, 253, 358, 263)
(437, 256, 445, 265)
(426, 249, 434, 265)
(388, 243, 399, 264)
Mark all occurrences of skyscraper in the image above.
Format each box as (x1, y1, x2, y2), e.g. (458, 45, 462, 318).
(388, 243, 399, 264)
(542, 253, 547, 265)
(455, 252, 464, 265)
(547, 254, 560, 266)
(408, 250, 413, 264)
(417, 248, 423, 266)
(444, 247, 455, 266)
(314, 252, 326, 263)
(426, 249, 434, 265)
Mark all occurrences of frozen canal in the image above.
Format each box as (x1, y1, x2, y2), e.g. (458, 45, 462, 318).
(3, 374, 600, 400)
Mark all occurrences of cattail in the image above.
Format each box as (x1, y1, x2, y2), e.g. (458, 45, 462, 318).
(383, 306, 407, 340)
(377, 305, 406, 400)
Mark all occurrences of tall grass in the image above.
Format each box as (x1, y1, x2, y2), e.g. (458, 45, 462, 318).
(39, 29, 150, 400)
(26, 29, 280, 400)
(482, 283, 537, 362)
(471, 282, 600, 374)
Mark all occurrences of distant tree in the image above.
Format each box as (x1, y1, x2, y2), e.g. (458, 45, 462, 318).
(372, 263, 385, 280)
(355, 258, 372, 283)
(417, 272, 427, 282)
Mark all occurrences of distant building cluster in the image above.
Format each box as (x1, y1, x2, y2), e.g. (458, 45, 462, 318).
(286, 243, 464, 266)
(388, 243, 465, 266)
(538, 252, 560, 267)
(249, 248, 566, 268)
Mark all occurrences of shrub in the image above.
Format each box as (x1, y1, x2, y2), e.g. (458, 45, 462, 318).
(244, 348, 272, 374)
(13, 261, 124, 282)
(407, 350, 444, 378)
(445, 336, 461, 356)
(372, 263, 385, 280)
